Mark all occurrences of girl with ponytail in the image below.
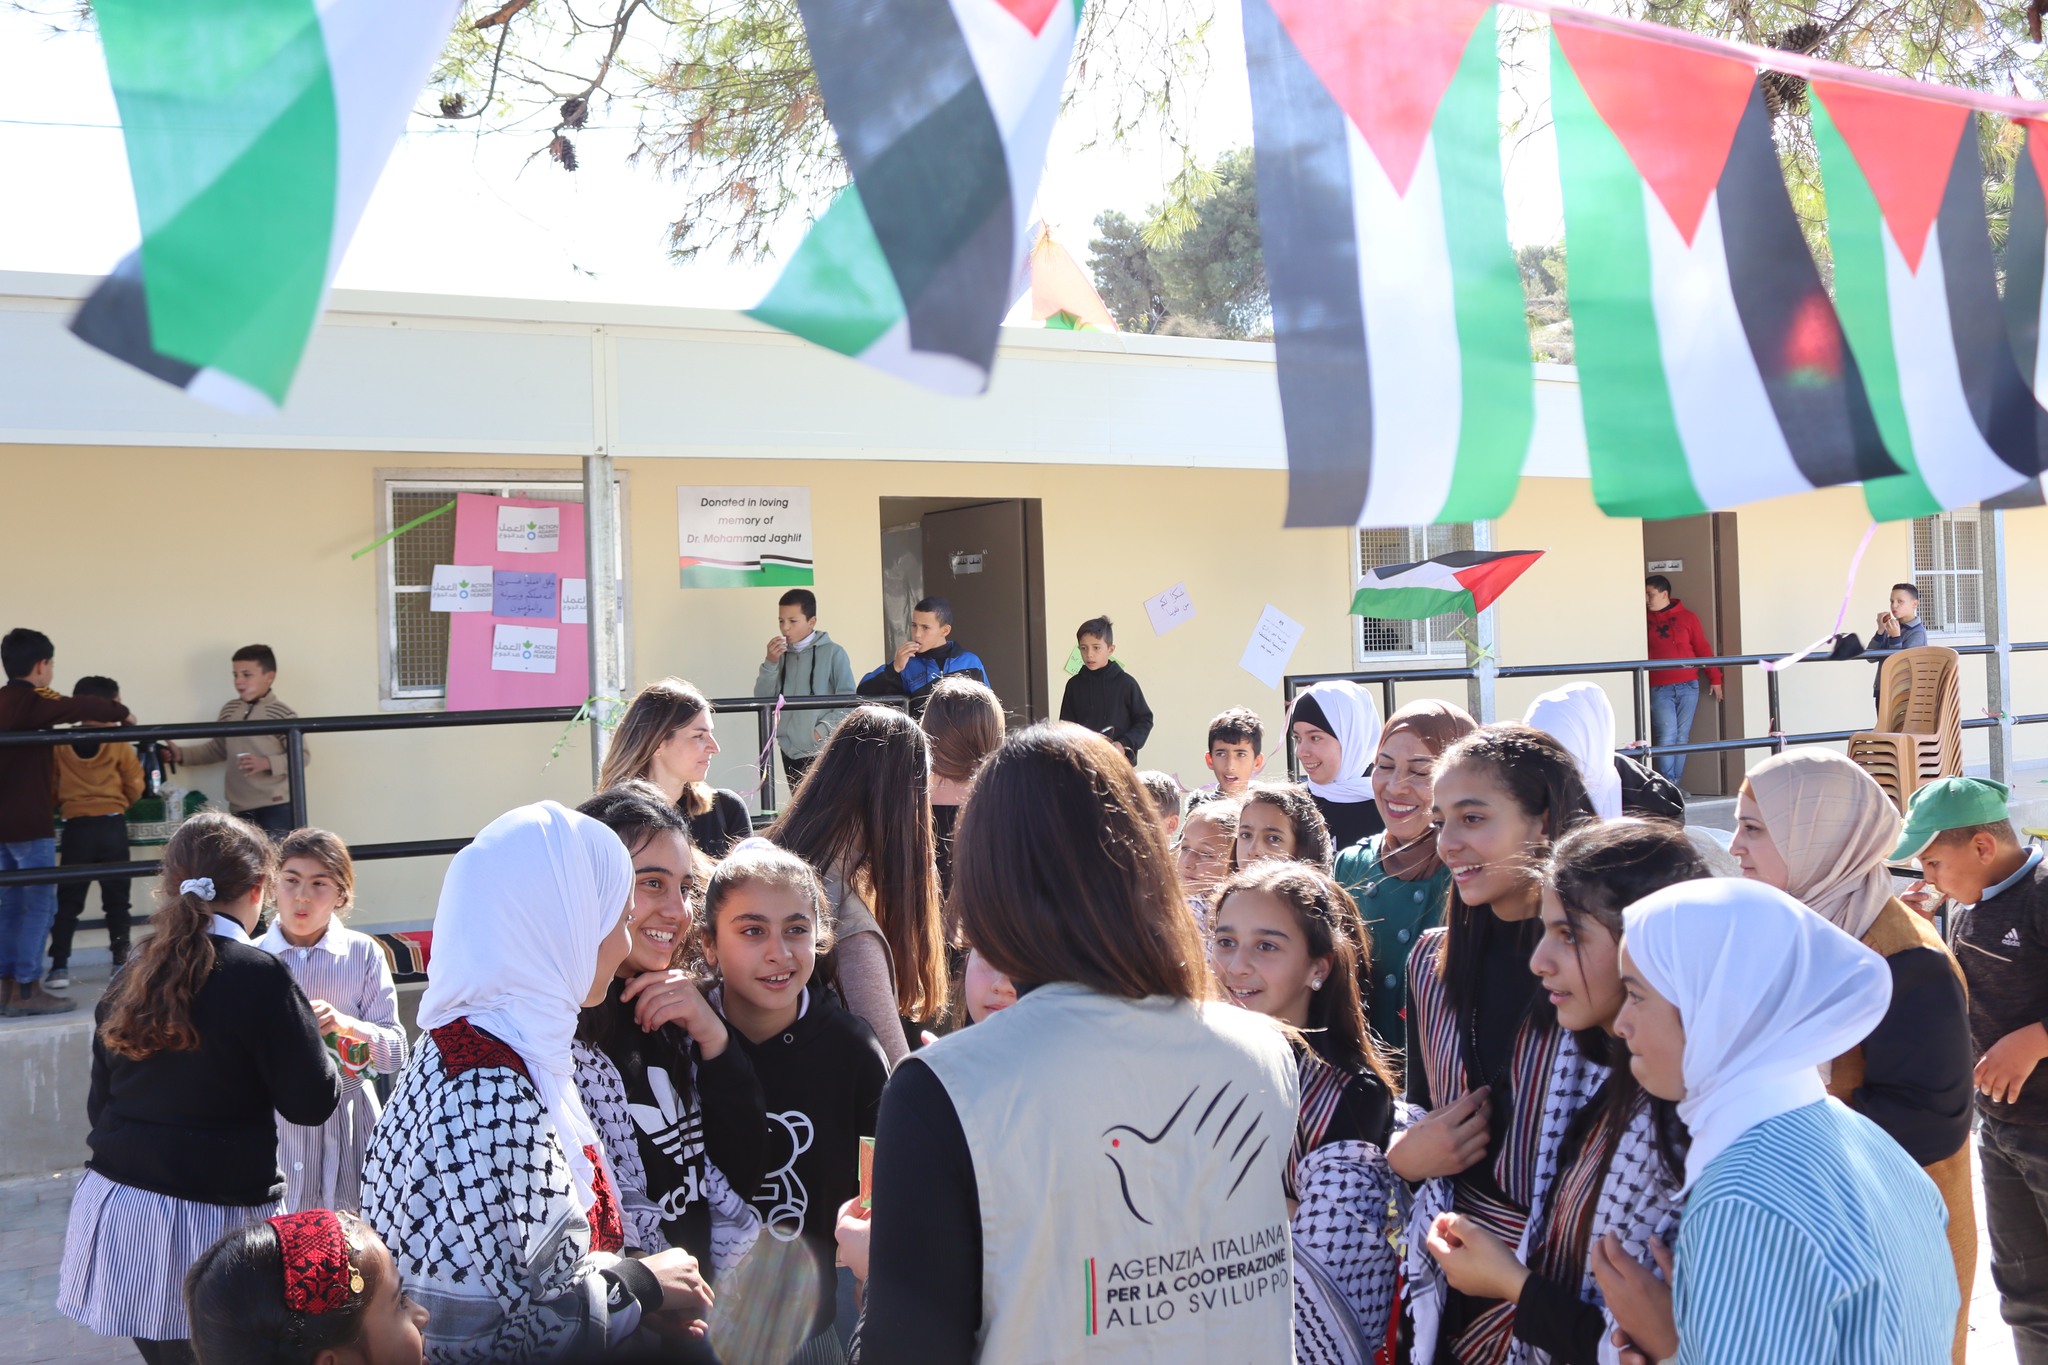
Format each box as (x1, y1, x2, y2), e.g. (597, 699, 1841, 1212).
(59, 812, 340, 1365)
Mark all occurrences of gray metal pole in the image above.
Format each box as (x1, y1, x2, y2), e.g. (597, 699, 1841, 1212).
(1981, 507, 2015, 785)
(584, 451, 624, 785)
(1467, 604, 1499, 724)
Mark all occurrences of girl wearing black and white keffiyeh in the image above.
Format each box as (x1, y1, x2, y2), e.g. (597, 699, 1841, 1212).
(359, 802, 716, 1364)
(1411, 820, 1700, 1365)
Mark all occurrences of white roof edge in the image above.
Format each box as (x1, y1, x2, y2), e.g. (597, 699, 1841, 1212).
(0, 269, 1585, 383)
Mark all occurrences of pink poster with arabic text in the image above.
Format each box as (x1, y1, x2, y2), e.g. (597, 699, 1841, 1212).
(445, 493, 592, 711)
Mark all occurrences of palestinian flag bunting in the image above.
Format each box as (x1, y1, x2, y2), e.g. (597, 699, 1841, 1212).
(1985, 117, 2048, 509)
(1245, 0, 1534, 529)
(1550, 18, 1899, 520)
(1350, 549, 1543, 619)
(750, 0, 1080, 394)
(1807, 82, 2046, 518)
(72, 0, 461, 413)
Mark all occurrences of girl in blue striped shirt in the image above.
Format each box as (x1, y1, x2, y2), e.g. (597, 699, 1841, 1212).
(1609, 879, 1957, 1365)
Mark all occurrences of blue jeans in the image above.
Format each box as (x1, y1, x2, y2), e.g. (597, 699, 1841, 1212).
(0, 837, 58, 984)
(1983, 1115, 2048, 1363)
(1649, 680, 1700, 783)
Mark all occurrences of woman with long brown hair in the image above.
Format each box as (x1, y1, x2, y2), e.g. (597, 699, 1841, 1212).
(1391, 725, 1595, 1365)
(1335, 700, 1478, 1058)
(598, 677, 751, 856)
(58, 813, 339, 1365)
(854, 725, 1298, 1362)
(766, 703, 946, 1067)
(919, 676, 1005, 898)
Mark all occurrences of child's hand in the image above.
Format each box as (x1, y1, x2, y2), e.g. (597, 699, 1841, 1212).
(236, 753, 273, 775)
(1424, 1213, 1528, 1302)
(1900, 880, 1942, 919)
(1976, 1022, 2048, 1104)
(835, 1197, 872, 1282)
(766, 635, 788, 662)
(640, 1247, 713, 1321)
(620, 970, 731, 1060)
(309, 999, 340, 1033)
(892, 640, 920, 672)
(1388, 1087, 1491, 1181)
(1592, 1234, 1676, 1363)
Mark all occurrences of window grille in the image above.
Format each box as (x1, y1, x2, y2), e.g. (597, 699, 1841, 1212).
(1911, 511, 1982, 637)
(1355, 522, 1489, 660)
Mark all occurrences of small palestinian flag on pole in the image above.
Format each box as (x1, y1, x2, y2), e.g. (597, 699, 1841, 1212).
(71, 0, 461, 413)
(1808, 80, 2047, 517)
(1550, 17, 1899, 520)
(1349, 549, 1543, 620)
(750, 0, 1080, 394)
(1244, 0, 1533, 529)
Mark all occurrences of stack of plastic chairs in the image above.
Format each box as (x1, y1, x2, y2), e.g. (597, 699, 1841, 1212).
(1849, 646, 1961, 814)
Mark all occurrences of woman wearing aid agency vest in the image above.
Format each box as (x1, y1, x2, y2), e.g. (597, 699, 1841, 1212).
(853, 725, 1299, 1363)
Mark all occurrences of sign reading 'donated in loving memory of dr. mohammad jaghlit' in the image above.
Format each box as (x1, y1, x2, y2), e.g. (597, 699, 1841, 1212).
(677, 487, 814, 589)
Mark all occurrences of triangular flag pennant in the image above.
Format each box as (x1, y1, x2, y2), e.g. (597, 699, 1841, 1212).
(1245, 0, 1532, 529)
(70, 0, 463, 413)
(1349, 549, 1543, 618)
(749, 0, 1080, 394)
(1808, 81, 2047, 517)
(1551, 18, 1898, 520)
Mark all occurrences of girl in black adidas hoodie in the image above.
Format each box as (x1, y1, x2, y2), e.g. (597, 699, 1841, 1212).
(703, 838, 888, 1346)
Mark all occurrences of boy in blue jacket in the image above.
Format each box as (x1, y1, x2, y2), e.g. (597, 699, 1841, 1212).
(857, 597, 989, 716)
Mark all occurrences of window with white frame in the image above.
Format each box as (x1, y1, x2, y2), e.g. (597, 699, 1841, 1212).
(1911, 511, 1983, 637)
(1356, 522, 1491, 659)
(376, 473, 624, 704)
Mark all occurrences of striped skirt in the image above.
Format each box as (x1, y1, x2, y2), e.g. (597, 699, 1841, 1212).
(57, 1170, 279, 1341)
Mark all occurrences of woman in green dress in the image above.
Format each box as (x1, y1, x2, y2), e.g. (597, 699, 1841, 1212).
(1334, 700, 1477, 1059)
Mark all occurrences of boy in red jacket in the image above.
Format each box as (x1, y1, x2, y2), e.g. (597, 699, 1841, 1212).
(1644, 576, 1723, 784)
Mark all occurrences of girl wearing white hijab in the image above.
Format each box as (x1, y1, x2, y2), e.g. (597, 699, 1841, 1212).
(1732, 749, 1975, 1362)
(1603, 879, 1957, 1365)
(1521, 682, 1680, 823)
(1291, 681, 1385, 852)
(360, 802, 713, 1363)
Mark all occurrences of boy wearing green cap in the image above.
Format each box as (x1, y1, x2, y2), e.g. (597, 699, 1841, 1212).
(1897, 776, 2048, 1358)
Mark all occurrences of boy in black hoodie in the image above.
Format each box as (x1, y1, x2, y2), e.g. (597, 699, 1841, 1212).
(1058, 616, 1154, 763)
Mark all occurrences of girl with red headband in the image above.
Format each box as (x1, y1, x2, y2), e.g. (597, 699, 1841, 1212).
(186, 1210, 428, 1365)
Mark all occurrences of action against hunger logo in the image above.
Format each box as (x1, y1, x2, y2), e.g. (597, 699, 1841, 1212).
(1102, 1081, 1270, 1226)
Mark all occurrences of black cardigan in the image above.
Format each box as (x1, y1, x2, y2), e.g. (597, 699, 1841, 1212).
(87, 935, 339, 1206)
(687, 788, 752, 858)
(1058, 661, 1155, 759)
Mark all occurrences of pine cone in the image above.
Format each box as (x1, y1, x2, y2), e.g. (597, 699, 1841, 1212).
(1762, 21, 1826, 118)
(560, 96, 588, 129)
(549, 135, 579, 172)
(438, 91, 467, 118)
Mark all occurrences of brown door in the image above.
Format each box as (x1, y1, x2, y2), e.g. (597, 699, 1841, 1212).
(1641, 513, 1744, 795)
(922, 502, 1042, 726)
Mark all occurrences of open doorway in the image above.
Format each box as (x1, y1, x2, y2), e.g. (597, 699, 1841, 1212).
(879, 497, 1049, 726)
(1641, 513, 1744, 796)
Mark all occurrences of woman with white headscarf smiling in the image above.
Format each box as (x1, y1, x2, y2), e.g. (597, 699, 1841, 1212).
(1731, 748, 1975, 1362)
(1599, 879, 1957, 1365)
(1290, 681, 1386, 852)
(359, 802, 715, 1363)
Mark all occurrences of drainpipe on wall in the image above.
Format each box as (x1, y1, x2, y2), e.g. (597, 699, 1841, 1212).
(1981, 507, 2015, 787)
(585, 448, 623, 783)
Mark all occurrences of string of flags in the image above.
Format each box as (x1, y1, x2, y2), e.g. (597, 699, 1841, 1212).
(69, 0, 2048, 527)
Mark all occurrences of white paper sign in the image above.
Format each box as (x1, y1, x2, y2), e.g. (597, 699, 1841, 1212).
(429, 565, 494, 613)
(490, 624, 559, 674)
(561, 578, 589, 625)
(497, 504, 561, 554)
(1145, 582, 1197, 636)
(1239, 604, 1306, 690)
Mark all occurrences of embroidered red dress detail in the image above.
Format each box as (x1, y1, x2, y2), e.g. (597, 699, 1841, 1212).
(432, 1018, 531, 1080)
(269, 1210, 356, 1314)
(583, 1144, 625, 1253)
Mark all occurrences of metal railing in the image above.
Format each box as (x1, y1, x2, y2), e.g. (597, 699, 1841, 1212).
(0, 692, 897, 891)
(1282, 643, 2048, 780)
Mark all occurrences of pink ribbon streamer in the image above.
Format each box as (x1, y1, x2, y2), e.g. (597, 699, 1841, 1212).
(1762, 522, 1879, 675)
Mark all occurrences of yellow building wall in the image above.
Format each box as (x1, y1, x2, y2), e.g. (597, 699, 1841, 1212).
(7, 440, 2046, 933)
